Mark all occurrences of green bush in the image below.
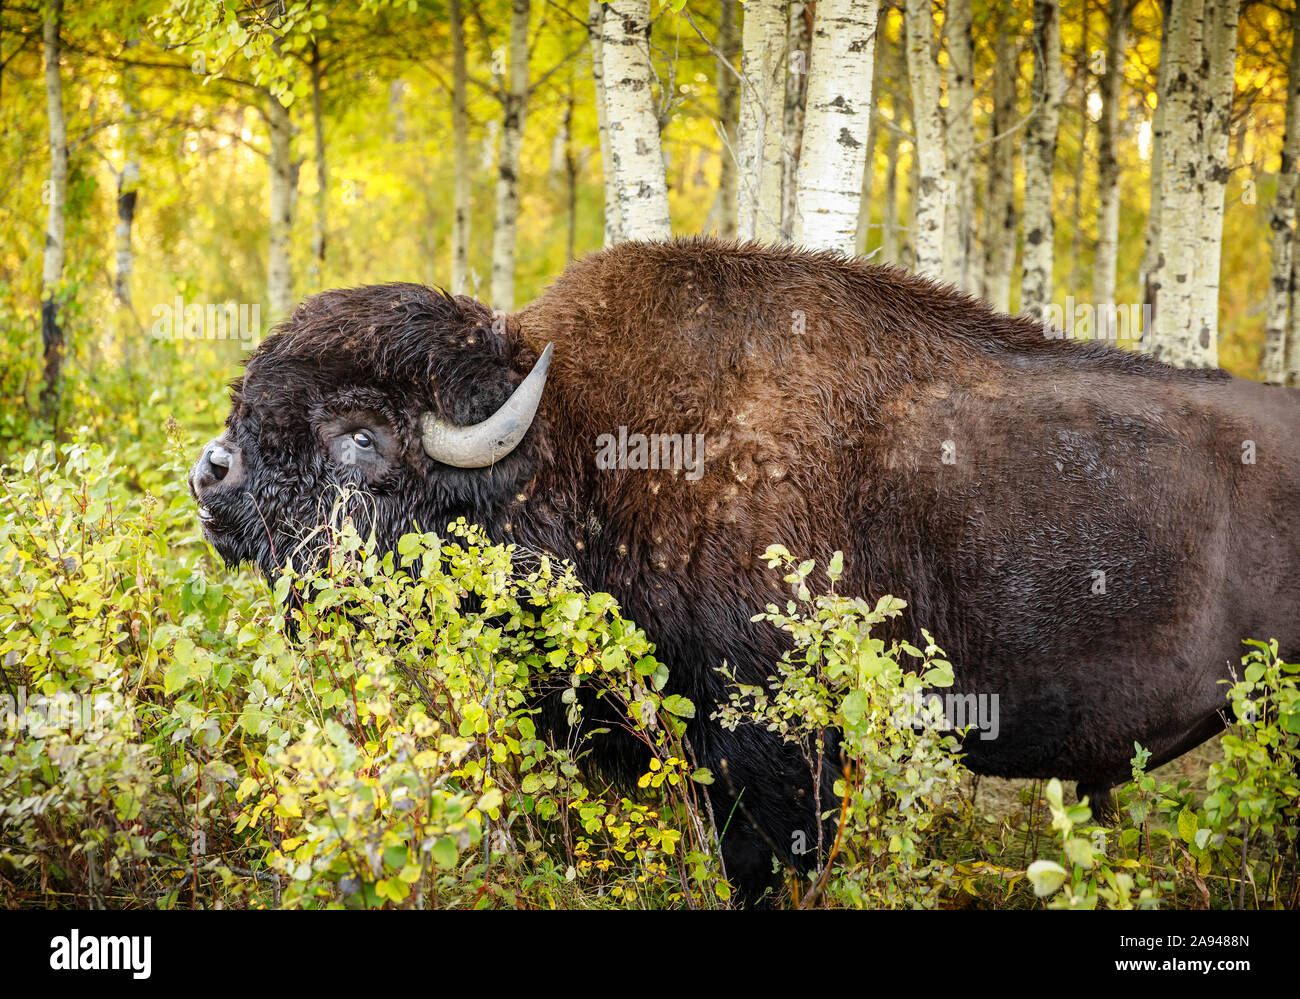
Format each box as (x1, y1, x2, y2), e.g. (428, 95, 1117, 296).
(1, 439, 1295, 910)
(717, 546, 967, 908)
(0, 441, 730, 908)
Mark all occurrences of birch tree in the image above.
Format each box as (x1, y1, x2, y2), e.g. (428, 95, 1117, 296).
(1264, 1, 1300, 385)
(792, 0, 881, 255)
(41, 0, 68, 423)
(737, 0, 786, 242)
(588, 0, 621, 246)
(490, 0, 530, 310)
(600, 0, 672, 241)
(1020, 0, 1062, 319)
(1092, 0, 1128, 337)
(1188, 0, 1238, 359)
(1289, 225, 1300, 385)
(714, 0, 740, 238)
(903, 0, 945, 280)
(1149, 0, 1204, 364)
(782, 2, 811, 240)
(267, 92, 296, 321)
(980, 3, 1018, 313)
(1149, 0, 1237, 368)
(450, 0, 471, 290)
(114, 38, 141, 314)
(942, 0, 976, 290)
(1140, 0, 1171, 308)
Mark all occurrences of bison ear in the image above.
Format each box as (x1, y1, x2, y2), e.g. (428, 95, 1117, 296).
(419, 343, 554, 468)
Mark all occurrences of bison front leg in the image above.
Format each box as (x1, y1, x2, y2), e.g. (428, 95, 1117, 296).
(708, 729, 841, 907)
(1075, 782, 1116, 823)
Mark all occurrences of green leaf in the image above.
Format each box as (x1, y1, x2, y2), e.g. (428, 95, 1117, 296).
(661, 694, 695, 719)
(1026, 860, 1069, 897)
(1177, 807, 1198, 844)
(431, 836, 459, 870)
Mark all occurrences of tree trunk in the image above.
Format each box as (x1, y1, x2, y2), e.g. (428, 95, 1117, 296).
(882, 126, 900, 262)
(41, 0, 67, 425)
(490, 0, 530, 310)
(737, 0, 787, 242)
(903, 0, 945, 280)
(1263, 0, 1300, 385)
(451, 0, 471, 291)
(309, 43, 328, 290)
(267, 92, 296, 321)
(114, 38, 140, 313)
(564, 80, 577, 262)
(1141, 0, 1172, 312)
(600, 0, 672, 241)
(1020, 0, 1062, 319)
(1092, 0, 1128, 337)
(1290, 232, 1300, 385)
(792, 0, 881, 255)
(1067, 2, 1091, 296)
(1188, 0, 1238, 360)
(715, 0, 740, 238)
(942, 0, 976, 290)
(588, 0, 622, 247)
(981, 3, 1017, 312)
(1150, 0, 1236, 369)
(781, 2, 811, 240)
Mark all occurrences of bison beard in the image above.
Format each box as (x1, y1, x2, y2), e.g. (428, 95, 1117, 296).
(192, 237, 1300, 905)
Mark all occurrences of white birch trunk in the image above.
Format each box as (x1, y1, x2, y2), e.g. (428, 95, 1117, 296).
(267, 93, 296, 322)
(942, 0, 975, 290)
(588, 0, 622, 247)
(716, 0, 740, 238)
(980, 6, 1017, 313)
(451, 0, 471, 291)
(903, 0, 945, 280)
(1150, 0, 1205, 365)
(792, 0, 881, 255)
(41, 0, 67, 421)
(114, 40, 140, 311)
(601, 0, 672, 241)
(1140, 0, 1172, 307)
(1263, 1, 1300, 385)
(737, 0, 787, 243)
(781, 2, 811, 240)
(1020, 0, 1062, 319)
(1092, 0, 1128, 336)
(1187, 0, 1238, 361)
(490, 0, 530, 310)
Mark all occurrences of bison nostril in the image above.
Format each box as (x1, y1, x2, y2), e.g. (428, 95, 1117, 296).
(194, 440, 240, 496)
(208, 444, 232, 481)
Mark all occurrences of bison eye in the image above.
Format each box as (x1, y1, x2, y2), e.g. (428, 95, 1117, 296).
(351, 430, 375, 450)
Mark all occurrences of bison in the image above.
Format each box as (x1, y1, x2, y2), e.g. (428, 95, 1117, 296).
(191, 237, 1300, 903)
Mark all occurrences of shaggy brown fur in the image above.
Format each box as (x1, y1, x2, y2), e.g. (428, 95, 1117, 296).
(194, 237, 1300, 903)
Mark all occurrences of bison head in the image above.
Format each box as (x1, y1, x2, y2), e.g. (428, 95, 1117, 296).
(188, 283, 553, 579)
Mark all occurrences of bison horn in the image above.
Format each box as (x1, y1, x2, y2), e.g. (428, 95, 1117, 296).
(420, 343, 554, 467)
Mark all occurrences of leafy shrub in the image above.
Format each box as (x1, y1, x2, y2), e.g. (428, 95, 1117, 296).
(0, 441, 728, 908)
(1, 440, 1295, 910)
(716, 546, 967, 908)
